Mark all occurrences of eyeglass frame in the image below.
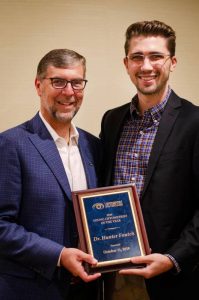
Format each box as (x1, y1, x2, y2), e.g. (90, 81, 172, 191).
(44, 77, 88, 90)
(126, 52, 171, 66)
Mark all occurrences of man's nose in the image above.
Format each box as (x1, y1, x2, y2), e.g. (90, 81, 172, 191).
(140, 57, 153, 70)
(61, 82, 74, 95)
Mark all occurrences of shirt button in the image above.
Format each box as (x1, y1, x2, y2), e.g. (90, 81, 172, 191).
(134, 153, 138, 158)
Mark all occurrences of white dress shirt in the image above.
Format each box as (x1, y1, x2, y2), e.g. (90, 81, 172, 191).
(39, 112, 87, 191)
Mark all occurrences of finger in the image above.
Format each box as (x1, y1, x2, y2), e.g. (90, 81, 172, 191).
(86, 273, 101, 281)
(119, 268, 144, 275)
(80, 271, 101, 282)
(130, 256, 148, 264)
(80, 253, 98, 265)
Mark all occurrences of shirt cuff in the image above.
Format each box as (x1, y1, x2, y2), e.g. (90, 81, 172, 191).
(57, 247, 65, 267)
(164, 254, 181, 274)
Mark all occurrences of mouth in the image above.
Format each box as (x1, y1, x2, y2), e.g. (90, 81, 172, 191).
(57, 100, 75, 106)
(137, 74, 157, 81)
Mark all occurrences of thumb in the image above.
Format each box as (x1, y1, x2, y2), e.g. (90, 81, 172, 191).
(81, 252, 98, 265)
(131, 256, 146, 264)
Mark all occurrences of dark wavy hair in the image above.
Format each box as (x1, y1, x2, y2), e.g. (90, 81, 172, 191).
(124, 20, 176, 57)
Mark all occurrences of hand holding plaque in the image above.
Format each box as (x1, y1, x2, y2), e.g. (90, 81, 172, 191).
(72, 184, 150, 274)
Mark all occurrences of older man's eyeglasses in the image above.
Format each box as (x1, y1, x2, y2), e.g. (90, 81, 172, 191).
(45, 78, 88, 90)
(126, 53, 171, 67)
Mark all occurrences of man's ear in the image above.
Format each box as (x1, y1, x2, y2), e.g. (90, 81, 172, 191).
(123, 57, 130, 74)
(170, 56, 177, 72)
(123, 56, 128, 68)
(35, 78, 42, 97)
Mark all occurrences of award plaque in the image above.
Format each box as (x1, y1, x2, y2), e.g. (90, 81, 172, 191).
(72, 184, 150, 274)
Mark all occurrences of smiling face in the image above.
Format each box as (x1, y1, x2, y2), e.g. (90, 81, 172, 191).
(35, 64, 84, 131)
(124, 35, 177, 101)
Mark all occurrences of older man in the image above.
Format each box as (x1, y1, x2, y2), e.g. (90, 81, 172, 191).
(0, 49, 101, 300)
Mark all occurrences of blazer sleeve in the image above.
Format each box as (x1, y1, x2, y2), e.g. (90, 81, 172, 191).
(0, 133, 63, 280)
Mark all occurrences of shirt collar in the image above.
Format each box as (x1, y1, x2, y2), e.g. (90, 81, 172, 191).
(39, 111, 79, 144)
(130, 86, 171, 122)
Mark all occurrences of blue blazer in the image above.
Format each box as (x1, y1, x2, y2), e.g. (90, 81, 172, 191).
(0, 113, 101, 299)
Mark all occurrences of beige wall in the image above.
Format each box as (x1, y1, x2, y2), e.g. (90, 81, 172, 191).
(0, 0, 198, 136)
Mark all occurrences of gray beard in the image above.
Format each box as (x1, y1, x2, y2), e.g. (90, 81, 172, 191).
(52, 109, 78, 124)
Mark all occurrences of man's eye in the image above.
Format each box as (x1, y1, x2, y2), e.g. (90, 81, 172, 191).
(72, 80, 83, 86)
(53, 79, 65, 84)
(150, 54, 164, 61)
(72, 80, 81, 84)
(131, 55, 143, 61)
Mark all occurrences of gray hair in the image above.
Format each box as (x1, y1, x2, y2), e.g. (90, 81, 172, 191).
(37, 49, 86, 79)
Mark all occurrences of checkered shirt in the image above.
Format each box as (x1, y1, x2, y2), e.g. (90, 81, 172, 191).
(113, 88, 171, 199)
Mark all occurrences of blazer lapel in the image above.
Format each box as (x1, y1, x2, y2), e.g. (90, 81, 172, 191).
(102, 103, 130, 185)
(27, 113, 72, 200)
(142, 92, 182, 198)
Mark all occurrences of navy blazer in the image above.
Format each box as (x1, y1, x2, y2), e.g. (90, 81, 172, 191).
(0, 113, 101, 299)
(100, 90, 199, 299)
